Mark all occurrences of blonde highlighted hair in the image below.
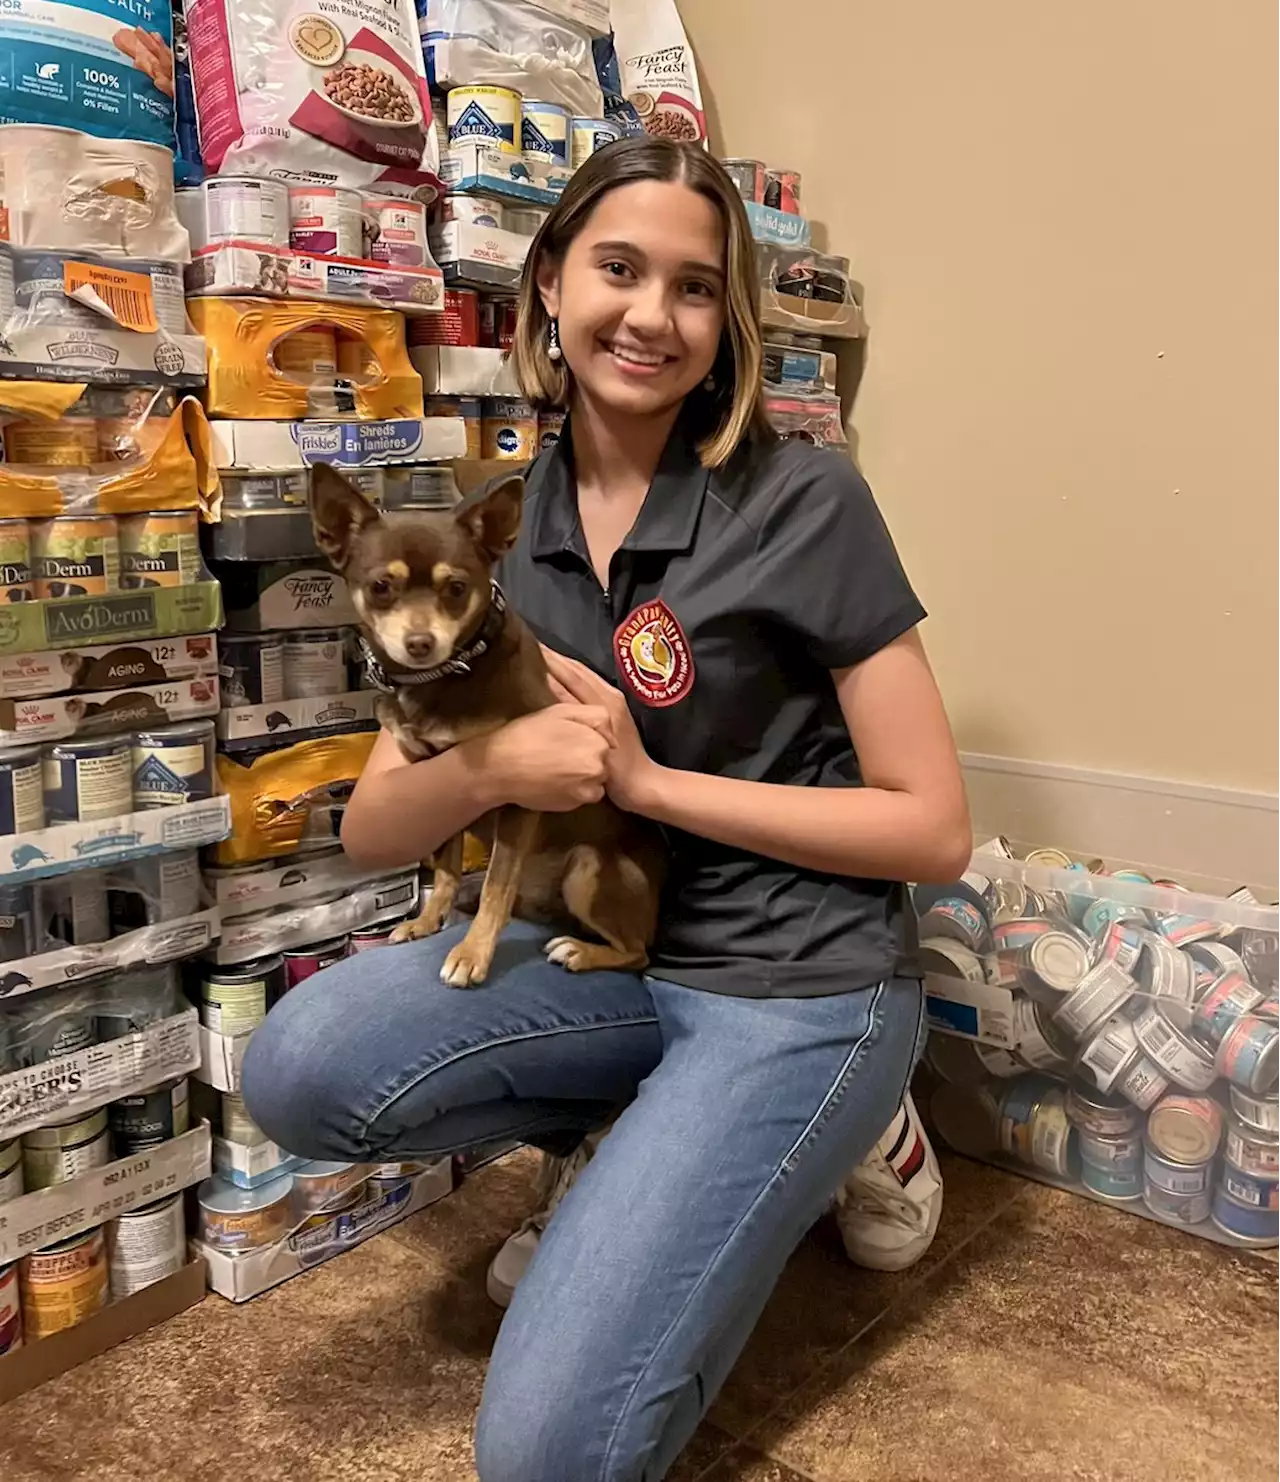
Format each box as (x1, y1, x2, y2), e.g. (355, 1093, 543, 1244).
(510, 137, 771, 469)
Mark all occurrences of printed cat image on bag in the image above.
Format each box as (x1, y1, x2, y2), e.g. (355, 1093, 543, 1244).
(187, 0, 440, 197)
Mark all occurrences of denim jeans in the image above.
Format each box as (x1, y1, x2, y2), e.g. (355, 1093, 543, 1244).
(242, 918, 925, 1482)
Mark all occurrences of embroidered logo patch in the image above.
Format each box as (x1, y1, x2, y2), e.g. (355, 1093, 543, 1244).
(613, 600, 695, 708)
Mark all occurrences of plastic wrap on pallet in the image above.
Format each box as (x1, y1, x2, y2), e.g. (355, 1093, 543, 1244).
(424, 0, 602, 113)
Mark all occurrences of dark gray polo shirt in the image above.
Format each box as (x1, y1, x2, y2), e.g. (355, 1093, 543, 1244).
(498, 420, 926, 998)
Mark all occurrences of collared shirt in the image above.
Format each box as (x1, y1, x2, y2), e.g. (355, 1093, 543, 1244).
(498, 420, 926, 998)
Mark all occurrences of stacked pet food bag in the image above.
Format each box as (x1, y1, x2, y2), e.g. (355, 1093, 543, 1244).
(0, 2, 229, 1375)
(912, 844, 1279, 1247)
(175, 0, 463, 1303)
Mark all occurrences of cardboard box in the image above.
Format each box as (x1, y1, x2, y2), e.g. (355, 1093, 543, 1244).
(438, 143, 568, 206)
(924, 972, 1019, 1049)
(0, 795, 232, 886)
(0, 1125, 211, 1264)
(760, 286, 866, 340)
(213, 870, 420, 964)
(0, 1259, 206, 1404)
(0, 799, 224, 889)
(744, 203, 812, 248)
(197, 1159, 453, 1302)
(0, 907, 219, 999)
(428, 221, 532, 291)
(185, 244, 445, 317)
(0, 675, 219, 745)
(410, 345, 520, 397)
(205, 847, 379, 914)
(0, 1008, 201, 1141)
(209, 417, 467, 471)
(0, 634, 219, 702)
(212, 1134, 302, 1189)
(216, 690, 378, 751)
(196, 1023, 252, 1095)
(0, 582, 224, 659)
(212, 561, 357, 633)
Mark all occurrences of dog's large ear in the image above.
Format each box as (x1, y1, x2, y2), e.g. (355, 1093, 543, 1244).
(456, 474, 525, 562)
(311, 464, 380, 570)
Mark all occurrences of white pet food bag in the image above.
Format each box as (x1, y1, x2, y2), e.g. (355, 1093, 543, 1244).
(187, 0, 440, 196)
(611, 0, 706, 147)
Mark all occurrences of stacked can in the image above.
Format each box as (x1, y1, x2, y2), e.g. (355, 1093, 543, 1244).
(919, 846, 1279, 1247)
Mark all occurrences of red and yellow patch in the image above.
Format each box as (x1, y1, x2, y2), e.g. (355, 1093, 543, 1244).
(613, 599, 695, 707)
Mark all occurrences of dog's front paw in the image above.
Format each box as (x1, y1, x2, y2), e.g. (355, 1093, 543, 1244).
(440, 940, 492, 988)
(544, 935, 591, 971)
(389, 909, 445, 944)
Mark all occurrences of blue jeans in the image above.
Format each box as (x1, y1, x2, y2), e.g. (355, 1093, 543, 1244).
(242, 919, 924, 1482)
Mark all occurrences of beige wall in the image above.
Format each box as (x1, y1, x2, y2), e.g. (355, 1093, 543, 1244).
(680, 0, 1278, 794)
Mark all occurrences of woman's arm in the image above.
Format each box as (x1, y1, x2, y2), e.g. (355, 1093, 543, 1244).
(544, 633, 971, 885)
(340, 703, 617, 870)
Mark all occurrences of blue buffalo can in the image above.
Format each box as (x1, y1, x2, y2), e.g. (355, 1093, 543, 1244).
(132, 720, 215, 809)
(43, 736, 134, 824)
(0, 744, 45, 834)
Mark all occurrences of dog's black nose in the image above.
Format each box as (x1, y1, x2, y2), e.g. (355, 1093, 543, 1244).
(404, 632, 436, 662)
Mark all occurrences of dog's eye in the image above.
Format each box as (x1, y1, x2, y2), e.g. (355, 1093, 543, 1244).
(444, 578, 468, 601)
(369, 578, 392, 600)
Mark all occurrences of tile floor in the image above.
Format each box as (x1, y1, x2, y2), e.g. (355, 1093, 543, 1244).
(2, 1148, 1276, 1482)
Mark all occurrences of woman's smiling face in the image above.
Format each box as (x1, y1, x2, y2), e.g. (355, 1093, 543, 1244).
(537, 179, 727, 422)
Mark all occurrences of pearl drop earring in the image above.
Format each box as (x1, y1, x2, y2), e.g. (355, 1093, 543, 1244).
(547, 319, 562, 361)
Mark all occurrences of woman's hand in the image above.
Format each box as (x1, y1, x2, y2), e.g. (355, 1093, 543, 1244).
(478, 703, 615, 812)
(541, 649, 664, 814)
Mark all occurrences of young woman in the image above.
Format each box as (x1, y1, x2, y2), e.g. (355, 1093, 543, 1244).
(242, 138, 970, 1482)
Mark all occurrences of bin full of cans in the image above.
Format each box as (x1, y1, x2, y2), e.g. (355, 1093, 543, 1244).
(917, 844, 1278, 1248)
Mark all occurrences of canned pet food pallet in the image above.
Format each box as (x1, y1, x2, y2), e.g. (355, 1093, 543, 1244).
(411, 345, 522, 398)
(438, 143, 568, 207)
(0, 795, 231, 886)
(204, 846, 399, 915)
(211, 562, 358, 634)
(212, 869, 419, 966)
(921, 849, 1278, 1248)
(0, 582, 224, 660)
(743, 203, 812, 249)
(427, 221, 534, 291)
(0, 1126, 210, 1266)
(0, 676, 219, 747)
(197, 1158, 453, 1303)
(184, 244, 446, 316)
(0, 636, 219, 704)
(208, 417, 467, 472)
(0, 1007, 200, 1142)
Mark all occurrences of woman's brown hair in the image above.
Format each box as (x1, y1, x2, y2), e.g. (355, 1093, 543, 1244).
(510, 137, 771, 469)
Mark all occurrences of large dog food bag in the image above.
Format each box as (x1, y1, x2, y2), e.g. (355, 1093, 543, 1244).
(0, 0, 175, 146)
(187, 0, 440, 195)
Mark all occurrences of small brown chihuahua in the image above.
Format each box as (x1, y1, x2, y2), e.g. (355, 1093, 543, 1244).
(310, 465, 665, 989)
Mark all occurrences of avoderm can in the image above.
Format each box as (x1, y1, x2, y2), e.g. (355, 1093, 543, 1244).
(120, 510, 201, 589)
(0, 518, 34, 602)
(32, 515, 120, 598)
(20, 1228, 109, 1339)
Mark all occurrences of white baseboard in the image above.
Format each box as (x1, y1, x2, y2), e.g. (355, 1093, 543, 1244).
(960, 753, 1278, 897)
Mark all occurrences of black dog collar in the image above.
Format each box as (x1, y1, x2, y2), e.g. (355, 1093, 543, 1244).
(359, 581, 508, 693)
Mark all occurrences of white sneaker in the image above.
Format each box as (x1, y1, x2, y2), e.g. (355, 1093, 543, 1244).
(485, 1128, 607, 1309)
(835, 1092, 943, 1272)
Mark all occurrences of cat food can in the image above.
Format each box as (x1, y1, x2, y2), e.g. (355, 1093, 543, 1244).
(9, 992, 97, 1065)
(299, 1180, 367, 1230)
(521, 99, 570, 162)
(283, 936, 349, 990)
(1077, 1127, 1143, 1172)
(281, 629, 349, 700)
(132, 719, 215, 808)
(219, 471, 311, 511)
(478, 297, 518, 351)
(94, 965, 178, 1041)
(117, 850, 203, 927)
(382, 467, 459, 511)
(22, 1108, 111, 1189)
(40, 870, 111, 947)
(119, 510, 202, 589)
(43, 735, 134, 822)
(1230, 1086, 1280, 1136)
(220, 1091, 265, 1146)
(1193, 971, 1264, 1049)
(1210, 1182, 1278, 1245)
(363, 197, 428, 268)
(1225, 1114, 1280, 1178)
(4, 415, 100, 467)
(764, 168, 802, 214)
(348, 923, 398, 951)
(1094, 920, 1144, 972)
(1065, 1081, 1141, 1138)
(32, 515, 119, 599)
(915, 882, 989, 953)
(199, 956, 285, 1036)
(0, 1261, 20, 1353)
(107, 1192, 186, 1298)
(481, 398, 538, 460)
(1011, 997, 1072, 1072)
(0, 883, 36, 965)
(288, 186, 364, 257)
(1080, 1156, 1143, 1202)
(0, 742, 45, 834)
(1053, 960, 1137, 1040)
(1130, 1003, 1217, 1093)
(537, 409, 566, 451)
(425, 395, 482, 459)
(1136, 933, 1197, 1003)
(1000, 1083, 1073, 1176)
(292, 1160, 363, 1215)
(109, 1076, 190, 1155)
(721, 158, 767, 204)
(1220, 1161, 1279, 1212)
(178, 175, 290, 249)
(991, 918, 1057, 954)
(1214, 1014, 1279, 1094)
(569, 117, 622, 170)
(1117, 1053, 1170, 1111)
(1147, 1094, 1224, 1165)
(1143, 1179, 1210, 1227)
(20, 1228, 108, 1339)
(0, 518, 34, 602)
(503, 206, 549, 237)
(95, 386, 179, 464)
(408, 288, 480, 346)
(447, 86, 521, 153)
(1016, 930, 1090, 1007)
(1143, 1142, 1212, 1196)
(197, 1172, 294, 1250)
(0, 1137, 23, 1205)
(220, 632, 287, 707)
(275, 326, 338, 385)
(1078, 1014, 1142, 1095)
(439, 195, 506, 227)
